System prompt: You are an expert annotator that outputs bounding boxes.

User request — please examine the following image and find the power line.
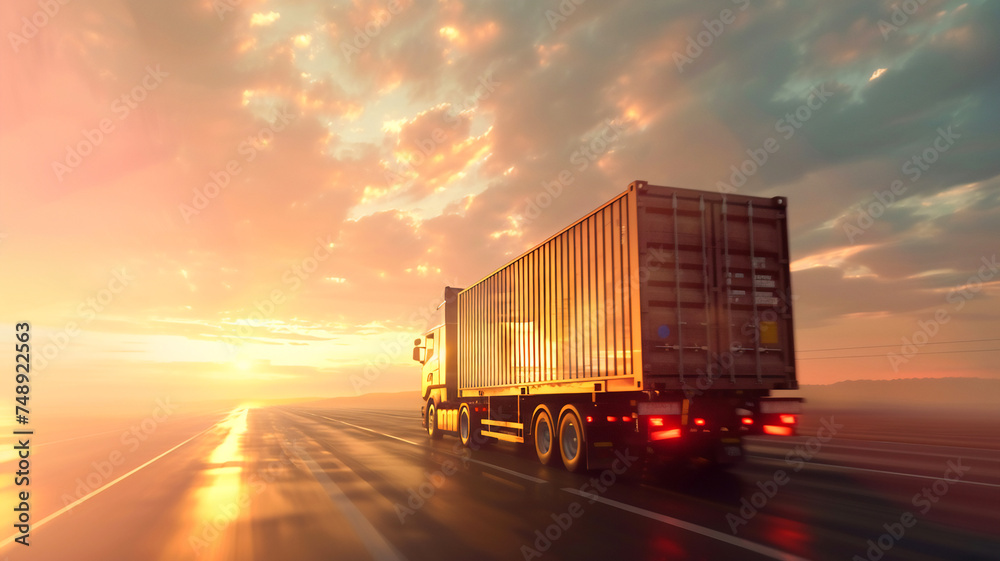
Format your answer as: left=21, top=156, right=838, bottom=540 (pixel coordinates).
left=797, top=348, right=1000, bottom=360
left=797, top=337, right=1000, bottom=353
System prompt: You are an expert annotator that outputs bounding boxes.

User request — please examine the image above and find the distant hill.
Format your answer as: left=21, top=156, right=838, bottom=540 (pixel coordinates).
left=298, top=391, right=420, bottom=411
left=779, top=377, right=1000, bottom=412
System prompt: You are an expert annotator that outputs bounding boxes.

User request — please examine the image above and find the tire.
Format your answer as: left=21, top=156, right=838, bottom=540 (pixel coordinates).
left=459, top=405, right=475, bottom=447
left=559, top=410, right=584, bottom=472
left=534, top=410, right=556, bottom=465
left=427, top=402, right=442, bottom=439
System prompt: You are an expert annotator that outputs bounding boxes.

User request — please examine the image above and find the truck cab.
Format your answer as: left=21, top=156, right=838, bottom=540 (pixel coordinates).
left=413, top=287, right=463, bottom=437
left=414, top=327, right=445, bottom=407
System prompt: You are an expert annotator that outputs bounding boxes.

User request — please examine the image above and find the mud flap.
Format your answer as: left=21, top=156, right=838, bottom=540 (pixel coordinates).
left=586, top=441, right=614, bottom=471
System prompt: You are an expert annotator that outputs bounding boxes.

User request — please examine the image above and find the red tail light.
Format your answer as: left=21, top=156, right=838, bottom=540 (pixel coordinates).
left=763, top=425, right=793, bottom=436
left=586, top=416, right=594, bottom=423
left=780, top=414, right=797, bottom=425
left=649, top=417, right=665, bottom=427
left=607, top=416, right=617, bottom=422
left=622, top=416, right=631, bottom=423
left=741, top=417, right=754, bottom=425
left=693, top=418, right=706, bottom=426
left=650, top=428, right=682, bottom=441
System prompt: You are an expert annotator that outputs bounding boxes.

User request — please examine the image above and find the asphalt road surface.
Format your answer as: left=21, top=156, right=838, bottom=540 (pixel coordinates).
left=2, top=406, right=997, bottom=561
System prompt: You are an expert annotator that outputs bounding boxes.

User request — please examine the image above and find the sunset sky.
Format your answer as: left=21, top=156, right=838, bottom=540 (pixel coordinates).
left=2, top=0, right=998, bottom=407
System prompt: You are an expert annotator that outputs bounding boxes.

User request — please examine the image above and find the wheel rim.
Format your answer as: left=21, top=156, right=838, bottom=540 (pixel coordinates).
left=537, top=417, right=551, bottom=454
left=460, top=409, right=470, bottom=441
left=561, top=419, right=578, bottom=460
left=428, top=404, right=436, bottom=435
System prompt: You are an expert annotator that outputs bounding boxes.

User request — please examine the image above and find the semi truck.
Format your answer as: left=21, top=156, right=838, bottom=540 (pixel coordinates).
left=412, top=180, right=802, bottom=472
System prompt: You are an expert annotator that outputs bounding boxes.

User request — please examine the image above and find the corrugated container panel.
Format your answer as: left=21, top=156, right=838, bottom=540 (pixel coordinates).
left=457, top=182, right=795, bottom=394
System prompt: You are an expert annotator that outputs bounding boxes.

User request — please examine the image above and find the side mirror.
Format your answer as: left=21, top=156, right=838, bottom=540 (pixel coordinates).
left=412, top=345, right=425, bottom=364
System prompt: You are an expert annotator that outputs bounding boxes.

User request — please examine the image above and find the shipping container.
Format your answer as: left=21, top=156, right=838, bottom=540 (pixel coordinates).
left=456, top=181, right=796, bottom=396
left=413, top=180, right=801, bottom=472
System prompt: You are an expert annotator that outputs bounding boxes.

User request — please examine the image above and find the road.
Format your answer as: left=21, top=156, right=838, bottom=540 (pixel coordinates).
left=2, top=406, right=998, bottom=561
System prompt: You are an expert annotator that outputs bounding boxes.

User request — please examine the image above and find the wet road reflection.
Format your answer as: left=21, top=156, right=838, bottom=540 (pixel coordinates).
left=2, top=407, right=996, bottom=561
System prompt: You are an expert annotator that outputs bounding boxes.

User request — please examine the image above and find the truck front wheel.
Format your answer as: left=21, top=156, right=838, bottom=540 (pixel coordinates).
left=459, top=405, right=476, bottom=447
left=559, top=411, right=584, bottom=472
left=426, top=402, right=442, bottom=439
left=533, top=410, right=556, bottom=465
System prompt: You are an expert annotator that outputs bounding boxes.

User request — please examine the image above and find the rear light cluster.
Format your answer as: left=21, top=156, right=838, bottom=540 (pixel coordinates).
left=584, top=415, right=633, bottom=423
left=763, top=414, right=797, bottom=436
left=647, top=416, right=681, bottom=441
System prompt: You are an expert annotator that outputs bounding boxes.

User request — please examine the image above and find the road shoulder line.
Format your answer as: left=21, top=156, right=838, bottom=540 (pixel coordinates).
left=561, top=488, right=811, bottom=561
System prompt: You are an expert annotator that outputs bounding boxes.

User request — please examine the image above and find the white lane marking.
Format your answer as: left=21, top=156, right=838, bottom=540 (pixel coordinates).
left=746, top=457, right=1000, bottom=488
left=307, top=413, right=548, bottom=485
left=480, top=471, right=527, bottom=490
left=291, top=445, right=409, bottom=561
left=313, top=414, right=421, bottom=446
left=823, top=438, right=1000, bottom=453
left=561, top=488, right=811, bottom=561
left=0, top=421, right=223, bottom=551
left=464, top=458, right=548, bottom=484
left=745, top=439, right=1000, bottom=462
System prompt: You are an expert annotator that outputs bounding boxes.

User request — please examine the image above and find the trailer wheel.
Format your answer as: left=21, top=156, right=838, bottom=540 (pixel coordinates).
left=559, top=411, right=584, bottom=472
left=459, top=405, right=476, bottom=447
left=533, top=410, right=556, bottom=465
left=426, top=402, right=442, bottom=439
